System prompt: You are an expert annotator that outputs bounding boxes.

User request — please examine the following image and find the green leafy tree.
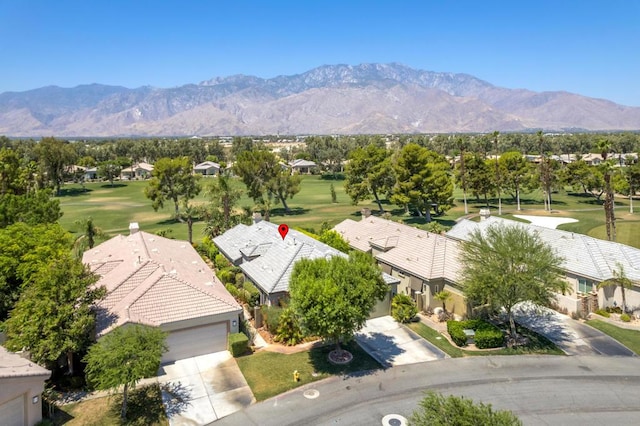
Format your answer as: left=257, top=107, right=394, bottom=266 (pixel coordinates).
left=499, top=151, right=531, bottom=211
left=559, top=160, right=604, bottom=200
left=4, top=255, right=105, bottom=374
left=201, top=170, right=244, bottom=237
left=318, top=229, right=351, bottom=253
left=345, top=144, right=394, bottom=212
left=0, top=148, right=22, bottom=195
left=0, top=222, right=71, bottom=319
left=84, top=325, right=167, bottom=420
left=460, top=224, right=567, bottom=339
left=411, top=391, right=522, bottom=426
left=598, top=262, right=636, bottom=314
left=0, top=189, right=61, bottom=228
left=97, top=160, right=122, bottom=187
left=391, top=144, right=453, bottom=221
left=144, top=157, right=201, bottom=219
left=289, top=251, right=388, bottom=352
left=36, top=137, right=77, bottom=195
left=234, top=150, right=300, bottom=214
left=463, top=153, right=494, bottom=205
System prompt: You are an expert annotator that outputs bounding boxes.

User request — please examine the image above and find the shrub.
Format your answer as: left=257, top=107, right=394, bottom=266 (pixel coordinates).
left=225, top=283, right=239, bottom=299
left=606, top=306, right=623, bottom=314
left=217, top=268, right=236, bottom=285
left=391, top=294, right=418, bottom=323
left=446, top=319, right=503, bottom=348
left=274, top=307, right=305, bottom=346
left=447, top=320, right=468, bottom=347
left=228, top=332, right=249, bottom=357
left=214, top=253, right=231, bottom=270
left=235, top=273, right=245, bottom=286
left=262, top=305, right=283, bottom=332
left=242, top=282, right=260, bottom=307
left=621, top=313, right=631, bottom=322
left=594, top=309, right=610, bottom=318
left=474, top=323, right=504, bottom=349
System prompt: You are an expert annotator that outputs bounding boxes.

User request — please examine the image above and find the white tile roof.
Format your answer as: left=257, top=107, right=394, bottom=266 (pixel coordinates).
left=83, top=230, right=241, bottom=336
left=334, top=216, right=461, bottom=283
left=0, top=346, right=50, bottom=378
left=194, top=161, right=220, bottom=170
left=447, top=217, right=640, bottom=282
left=215, top=221, right=398, bottom=295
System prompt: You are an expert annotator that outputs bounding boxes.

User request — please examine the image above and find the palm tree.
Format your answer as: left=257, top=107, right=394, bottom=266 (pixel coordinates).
left=492, top=131, right=502, bottom=215
left=596, top=138, right=616, bottom=241
left=598, top=262, right=635, bottom=314
left=74, top=217, right=106, bottom=257
left=434, top=290, right=452, bottom=312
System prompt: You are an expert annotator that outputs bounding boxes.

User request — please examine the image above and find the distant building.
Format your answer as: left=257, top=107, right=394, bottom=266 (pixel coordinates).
left=120, top=162, right=154, bottom=180
left=194, top=161, right=221, bottom=176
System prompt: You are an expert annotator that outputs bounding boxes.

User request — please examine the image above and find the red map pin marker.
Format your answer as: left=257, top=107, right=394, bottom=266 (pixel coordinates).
left=278, top=224, right=289, bottom=240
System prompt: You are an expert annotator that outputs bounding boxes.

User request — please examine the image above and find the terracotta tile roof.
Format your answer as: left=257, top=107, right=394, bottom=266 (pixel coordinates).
left=334, top=216, right=461, bottom=282
left=83, top=230, right=241, bottom=336
left=0, top=346, right=50, bottom=378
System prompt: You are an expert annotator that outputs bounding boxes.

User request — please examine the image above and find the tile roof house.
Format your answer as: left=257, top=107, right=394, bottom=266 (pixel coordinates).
left=447, top=216, right=640, bottom=316
left=83, top=223, right=242, bottom=364
left=0, top=346, right=50, bottom=426
left=288, top=159, right=317, bottom=174
left=120, top=162, right=154, bottom=180
left=334, top=215, right=467, bottom=317
left=214, top=221, right=399, bottom=317
left=194, top=161, right=221, bottom=176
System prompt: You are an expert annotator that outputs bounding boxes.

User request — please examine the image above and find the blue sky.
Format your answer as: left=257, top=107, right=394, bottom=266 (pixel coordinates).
left=1, top=0, right=639, bottom=106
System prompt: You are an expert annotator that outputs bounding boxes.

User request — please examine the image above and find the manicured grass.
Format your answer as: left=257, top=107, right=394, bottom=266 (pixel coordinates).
left=51, top=384, right=168, bottom=426
left=407, top=322, right=564, bottom=357
left=56, top=177, right=640, bottom=248
left=236, top=340, right=381, bottom=401
left=585, top=320, right=640, bottom=355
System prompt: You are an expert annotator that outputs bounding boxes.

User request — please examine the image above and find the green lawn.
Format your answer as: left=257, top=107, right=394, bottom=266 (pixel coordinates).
left=236, top=341, right=381, bottom=401
left=55, top=177, right=640, bottom=248
left=585, top=320, right=640, bottom=354
left=407, top=322, right=564, bottom=357
left=50, top=384, right=167, bottom=426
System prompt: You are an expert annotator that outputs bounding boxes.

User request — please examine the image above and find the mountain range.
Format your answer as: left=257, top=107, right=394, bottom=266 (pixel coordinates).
left=1, top=63, right=639, bottom=137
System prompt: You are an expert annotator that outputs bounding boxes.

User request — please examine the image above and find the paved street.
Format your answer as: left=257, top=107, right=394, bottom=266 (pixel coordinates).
left=213, top=355, right=640, bottom=426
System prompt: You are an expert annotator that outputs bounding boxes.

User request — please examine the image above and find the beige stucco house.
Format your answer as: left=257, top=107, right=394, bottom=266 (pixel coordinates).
left=334, top=214, right=468, bottom=317
left=120, top=162, right=154, bottom=180
left=83, top=223, right=242, bottom=364
left=0, top=346, right=50, bottom=426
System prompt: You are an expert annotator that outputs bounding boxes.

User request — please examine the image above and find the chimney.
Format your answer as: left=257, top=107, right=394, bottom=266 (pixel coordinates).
left=360, top=208, right=371, bottom=219
left=479, top=209, right=491, bottom=221
left=129, top=222, right=140, bottom=235
left=252, top=212, right=263, bottom=224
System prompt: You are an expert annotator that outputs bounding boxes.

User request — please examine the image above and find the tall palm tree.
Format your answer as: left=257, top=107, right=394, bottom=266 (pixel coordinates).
left=596, top=139, right=616, bottom=241
left=492, top=131, right=502, bottom=215
left=598, top=263, right=635, bottom=313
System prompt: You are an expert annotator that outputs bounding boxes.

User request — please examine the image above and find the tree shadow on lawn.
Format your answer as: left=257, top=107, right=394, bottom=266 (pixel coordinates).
left=308, top=340, right=383, bottom=380
left=100, top=183, right=128, bottom=188
left=58, top=187, right=93, bottom=197
left=110, top=383, right=169, bottom=425
left=270, top=207, right=310, bottom=217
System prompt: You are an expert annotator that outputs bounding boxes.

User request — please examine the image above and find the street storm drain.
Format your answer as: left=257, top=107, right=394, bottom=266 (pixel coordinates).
left=303, top=389, right=320, bottom=399
left=382, top=414, right=408, bottom=426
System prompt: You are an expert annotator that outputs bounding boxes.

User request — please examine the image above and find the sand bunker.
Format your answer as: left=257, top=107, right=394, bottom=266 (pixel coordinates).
left=513, top=214, right=578, bottom=229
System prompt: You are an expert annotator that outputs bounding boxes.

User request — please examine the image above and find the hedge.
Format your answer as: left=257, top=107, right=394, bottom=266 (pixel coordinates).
left=228, top=332, right=249, bottom=357
left=594, top=309, right=610, bottom=318
left=446, top=319, right=504, bottom=349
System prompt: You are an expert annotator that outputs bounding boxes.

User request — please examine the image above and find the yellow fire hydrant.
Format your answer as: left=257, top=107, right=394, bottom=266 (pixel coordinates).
left=293, top=370, right=300, bottom=382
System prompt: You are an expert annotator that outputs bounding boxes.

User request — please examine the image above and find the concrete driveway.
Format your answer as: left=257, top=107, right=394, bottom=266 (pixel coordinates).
left=355, top=316, right=447, bottom=367
left=513, top=301, right=636, bottom=356
left=157, top=351, right=255, bottom=425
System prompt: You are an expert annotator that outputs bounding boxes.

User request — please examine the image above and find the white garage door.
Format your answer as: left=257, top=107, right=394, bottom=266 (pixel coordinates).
left=162, top=322, right=228, bottom=364
left=0, top=394, right=25, bottom=426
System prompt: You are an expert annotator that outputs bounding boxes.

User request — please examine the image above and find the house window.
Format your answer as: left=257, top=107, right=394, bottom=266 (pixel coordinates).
left=578, top=279, right=594, bottom=293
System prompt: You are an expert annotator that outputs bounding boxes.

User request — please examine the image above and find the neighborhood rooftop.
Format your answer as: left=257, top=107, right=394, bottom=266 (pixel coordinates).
left=83, top=225, right=240, bottom=336
left=447, top=216, right=640, bottom=282
left=0, top=346, right=50, bottom=379
left=334, top=216, right=461, bottom=283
